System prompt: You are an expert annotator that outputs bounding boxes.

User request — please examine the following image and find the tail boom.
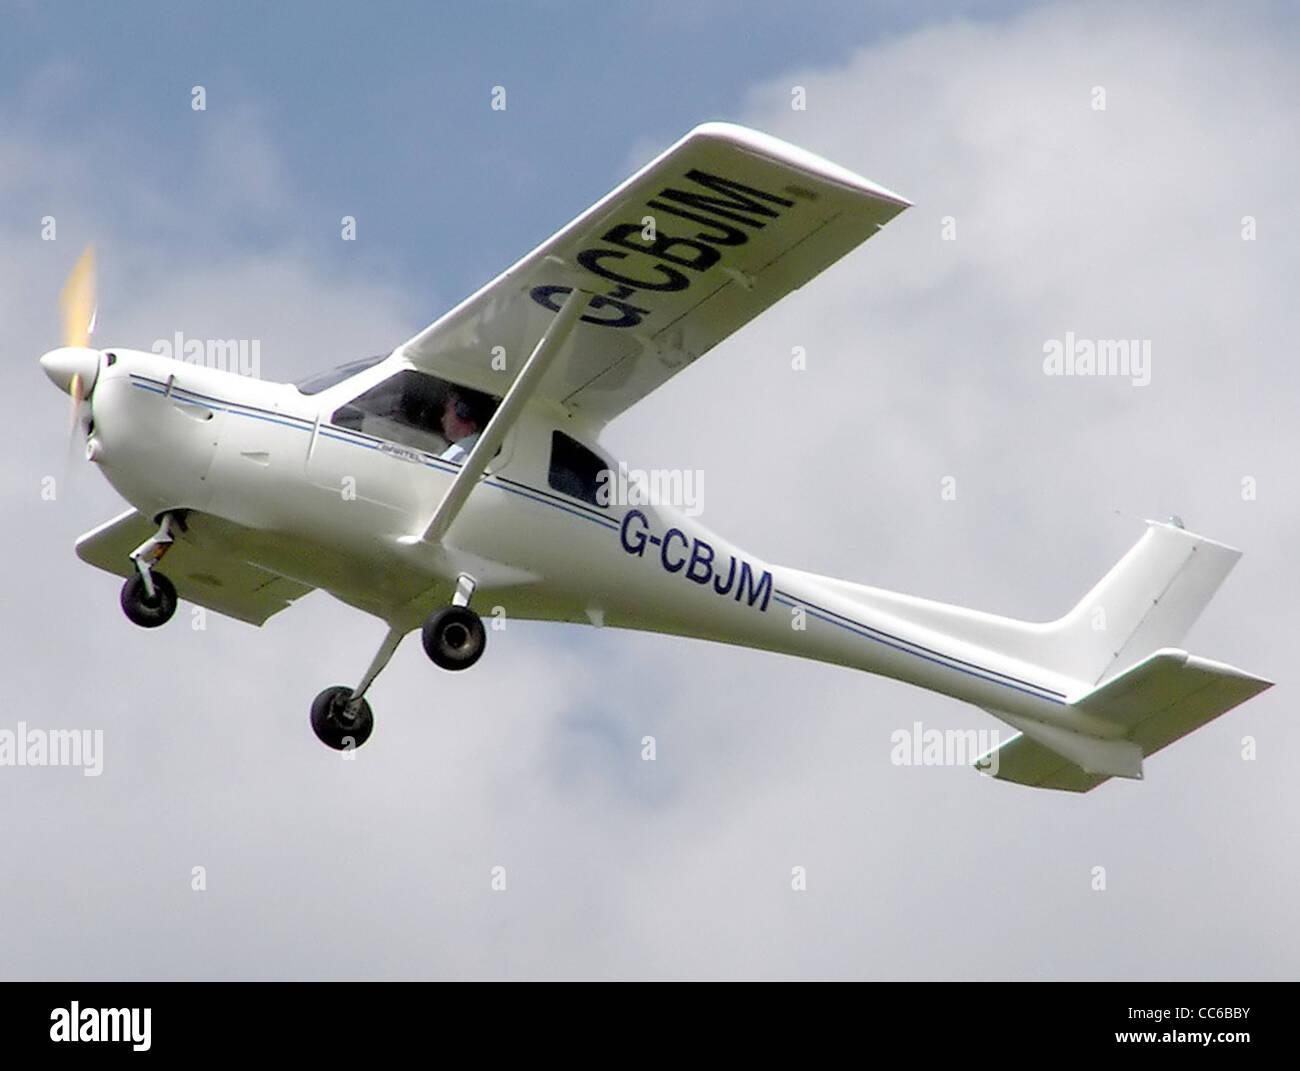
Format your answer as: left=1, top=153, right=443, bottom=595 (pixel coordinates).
left=775, top=520, right=1270, bottom=792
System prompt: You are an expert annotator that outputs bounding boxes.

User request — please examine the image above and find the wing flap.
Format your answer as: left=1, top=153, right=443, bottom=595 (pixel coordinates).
left=75, top=509, right=314, bottom=626
left=398, top=123, right=908, bottom=427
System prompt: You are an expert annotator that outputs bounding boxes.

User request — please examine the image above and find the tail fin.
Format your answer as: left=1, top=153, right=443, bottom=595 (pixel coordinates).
left=1049, top=519, right=1243, bottom=684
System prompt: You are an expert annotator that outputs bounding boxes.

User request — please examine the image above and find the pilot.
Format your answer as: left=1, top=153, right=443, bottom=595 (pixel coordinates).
left=439, top=389, right=493, bottom=462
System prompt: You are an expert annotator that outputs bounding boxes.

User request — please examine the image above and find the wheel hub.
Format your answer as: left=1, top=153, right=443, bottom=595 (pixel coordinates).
left=332, top=698, right=364, bottom=729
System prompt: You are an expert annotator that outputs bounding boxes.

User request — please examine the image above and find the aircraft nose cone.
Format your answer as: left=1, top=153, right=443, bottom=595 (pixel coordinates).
left=40, top=346, right=100, bottom=395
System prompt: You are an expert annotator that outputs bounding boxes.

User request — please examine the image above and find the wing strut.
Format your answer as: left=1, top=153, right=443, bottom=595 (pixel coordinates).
left=398, top=286, right=589, bottom=547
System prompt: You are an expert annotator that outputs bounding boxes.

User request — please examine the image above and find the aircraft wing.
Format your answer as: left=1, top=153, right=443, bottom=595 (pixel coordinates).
left=396, top=122, right=909, bottom=428
left=75, top=509, right=315, bottom=626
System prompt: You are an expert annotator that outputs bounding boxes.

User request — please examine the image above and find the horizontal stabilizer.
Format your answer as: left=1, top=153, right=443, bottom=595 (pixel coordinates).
left=976, top=648, right=1272, bottom=792
left=1073, top=647, right=1272, bottom=745
left=974, top=733, right=1113, bottom=793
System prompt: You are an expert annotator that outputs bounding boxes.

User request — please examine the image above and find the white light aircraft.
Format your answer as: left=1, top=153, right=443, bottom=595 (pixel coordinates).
left=40, top=123, right=1271, bottom=789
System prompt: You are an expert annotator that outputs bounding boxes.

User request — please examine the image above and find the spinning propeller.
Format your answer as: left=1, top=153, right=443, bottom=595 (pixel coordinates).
left=40, top=245, right=101, bottom=463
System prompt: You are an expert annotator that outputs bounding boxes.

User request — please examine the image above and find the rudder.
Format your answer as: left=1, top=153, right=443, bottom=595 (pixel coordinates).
left=1049, top=520, right=1242, bottom=684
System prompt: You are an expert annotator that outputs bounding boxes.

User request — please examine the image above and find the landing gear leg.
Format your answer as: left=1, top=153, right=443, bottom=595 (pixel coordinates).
left=422, top=573, right=486, bottom=671
left=120, top=513, right=179, bottom=628
left=310, top=626, right=404, bottom=751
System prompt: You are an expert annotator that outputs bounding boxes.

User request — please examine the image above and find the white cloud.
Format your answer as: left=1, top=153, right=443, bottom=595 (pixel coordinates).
left=3, top=2, right=1295, bottom=980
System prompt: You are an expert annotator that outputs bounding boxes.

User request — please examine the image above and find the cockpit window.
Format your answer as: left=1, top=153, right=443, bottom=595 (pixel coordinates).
left=549, top=431, right=609, bottom=508
left=294, top=354, right=387, bottom=395
left=332, top=369, right=499, bottom=458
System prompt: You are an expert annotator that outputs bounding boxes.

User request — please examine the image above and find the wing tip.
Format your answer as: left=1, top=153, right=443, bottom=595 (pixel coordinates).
left=685, top=120, right=912, bottom=208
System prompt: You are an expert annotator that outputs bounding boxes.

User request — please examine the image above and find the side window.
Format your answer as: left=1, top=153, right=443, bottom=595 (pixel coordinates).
left=332, top=370, right=503, bottom=460
left=549, top=431, right=608, bottom=508
left=332, top=370, right=449, bottom=454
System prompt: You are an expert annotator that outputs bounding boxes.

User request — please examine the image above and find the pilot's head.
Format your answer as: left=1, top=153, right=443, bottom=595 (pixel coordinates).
left=442, top=388, right=493, bottom=441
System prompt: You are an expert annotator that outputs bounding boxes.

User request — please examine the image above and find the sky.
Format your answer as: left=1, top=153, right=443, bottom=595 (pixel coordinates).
left=1, top=0, right=1296, bottom=980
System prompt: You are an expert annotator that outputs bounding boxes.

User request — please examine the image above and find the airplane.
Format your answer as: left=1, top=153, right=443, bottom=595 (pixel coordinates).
left=39, top=122, right=1271, bottom=790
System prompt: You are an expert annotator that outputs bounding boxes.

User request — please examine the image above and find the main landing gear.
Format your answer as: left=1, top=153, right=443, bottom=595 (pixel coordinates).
left=309, top=291, right=586, bottom=751
left=310, top=686, right=376, bottom=751
left=421, top=572, right=485, bottom=670
left=120, top=513, right=179, bottom=628
left=310, top=573, right=486, bottom=751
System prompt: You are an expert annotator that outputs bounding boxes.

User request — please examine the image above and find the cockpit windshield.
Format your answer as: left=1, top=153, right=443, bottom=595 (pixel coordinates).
left=294, top=354, right=388, bottom=395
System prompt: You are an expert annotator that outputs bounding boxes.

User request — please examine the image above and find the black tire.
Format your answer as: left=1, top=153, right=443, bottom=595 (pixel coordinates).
left=421, top=605, right=486, bottom=670
left=310, top=686, right=374, bottom=751
left=120, top=572, right=178, bottom=628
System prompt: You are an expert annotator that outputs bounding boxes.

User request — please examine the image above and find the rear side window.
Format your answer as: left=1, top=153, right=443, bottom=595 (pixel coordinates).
left=549, top=431, right=608, bottom=508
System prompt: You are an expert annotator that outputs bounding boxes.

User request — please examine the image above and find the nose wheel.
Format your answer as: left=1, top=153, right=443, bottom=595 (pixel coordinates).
left=120, top=572, right=177, bottom=628
left=121, top=512, right=180, bottom=628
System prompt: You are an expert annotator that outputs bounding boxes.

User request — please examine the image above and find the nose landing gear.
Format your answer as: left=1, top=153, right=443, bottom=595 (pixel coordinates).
left=120, top=572, right=178, bottom=628
left=120, top=513, right=179, bottom=628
